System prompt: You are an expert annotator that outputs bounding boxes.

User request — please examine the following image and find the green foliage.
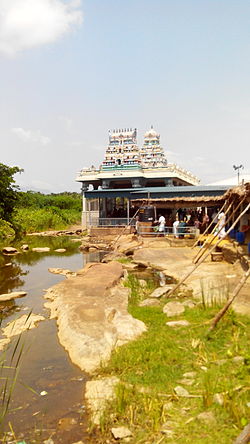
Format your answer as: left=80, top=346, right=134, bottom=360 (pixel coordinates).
left=0, top=219, right=15, bottom=240
left=0, top=163, right=23, bottom=222
left=17, top=191, right=82, bottom=211
left=13, top=208, right=80, bottom=233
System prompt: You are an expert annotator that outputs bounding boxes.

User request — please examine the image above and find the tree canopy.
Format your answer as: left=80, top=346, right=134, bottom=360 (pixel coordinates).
left=0, top=163, right=23, bottom=222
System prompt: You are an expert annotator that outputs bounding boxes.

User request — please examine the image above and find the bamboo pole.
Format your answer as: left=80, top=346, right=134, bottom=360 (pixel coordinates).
left=111, top=200, right=148, bottom=248
left=209, top=268, right=250, bottom=332
left=193, top=198, right=242, bottom=264
left=167, top=201, right=250, bottom=298
left=192, top=201, right=227, bottom=249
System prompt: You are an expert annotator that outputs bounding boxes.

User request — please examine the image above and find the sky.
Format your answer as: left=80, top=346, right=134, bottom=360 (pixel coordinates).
left=0, top=0, right=249, bottom=193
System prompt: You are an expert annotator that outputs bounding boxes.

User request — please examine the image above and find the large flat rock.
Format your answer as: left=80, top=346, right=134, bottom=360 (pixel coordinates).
left=133, top=247, right=250, bottom=314
left=44, top=261, right=147, bottom=373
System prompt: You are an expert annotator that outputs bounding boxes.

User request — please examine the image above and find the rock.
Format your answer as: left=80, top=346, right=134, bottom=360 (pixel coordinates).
left=0, top=338, right=11, bottom=351
left=232, top=356, right=244, bottom=364
left=57, top=416, right=77, bottom=431
left=2, top=247, right=18, bottom=255
left=43, top=439, right=54, bottom=444
left=71, top=442, right=84, bottom=444
left=45, top=262, right=146, bottom=373
left=54, top=249, right=66, bottom=253
left=139, top=279, right=147, bottom=287
left=174, top=386, right=190, bottom=397
left=121, top=262, right=139, bottom=271
left=21, top=244, right=29, bottom=251
left=32, top=247, right=50, bottom=252
left=160, top=421, right=175, bottom=437
left=0, top=291, right=27, bottom=302
left=48, top=268, right=75, bottom=277
left=163, top=301, right=185, bottom=317
left=111, top=426, right=133, bottom=439
left=85, top=377, right=119, bottom=425
left=215, top=359, right=227, bottom=366
left=149, top=285, right=173, bottom=298
left=183, top=371, right=197, bottom=379
left=166, top=320, right=190, bottom=327
left=102, top=251, right=126, bottom=263
left=213, top=393, right=224, bottom=406
left=200, top=366, right=208, bottom=372
left=115, top=234, right=143, bottom=255
left=139, top=298, right=161, bottom=307
left=3, top=314, right=45, bottom=338
left=197, top=411, right=216, bottom=424
left=89, top=247, right=97, bottom=252
left=182, top=300, right=196, bottom=308
left=177, top=378, right=195, bottom=386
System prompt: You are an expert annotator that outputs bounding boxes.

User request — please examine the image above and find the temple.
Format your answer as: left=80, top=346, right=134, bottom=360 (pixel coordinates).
left=76, top=127, right=207, bottom=227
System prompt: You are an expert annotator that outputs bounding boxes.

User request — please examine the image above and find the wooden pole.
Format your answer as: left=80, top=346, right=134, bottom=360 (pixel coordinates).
left=193, top=198, right=243, bottom=264
left=167, top=201, right=250, bottom=298
left=209, top=269, right=250, bottom=332
left=192, top=201, right=227, bottom=249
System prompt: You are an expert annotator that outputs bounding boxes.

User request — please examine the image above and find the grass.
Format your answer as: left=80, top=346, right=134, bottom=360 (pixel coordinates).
left=13, top=208, right=81, bottom=233
left=96, top=274, right=250, bottom=443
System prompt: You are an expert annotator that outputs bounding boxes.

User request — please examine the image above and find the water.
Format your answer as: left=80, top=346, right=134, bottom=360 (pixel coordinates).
left=0, top=236, right=103, bottom=443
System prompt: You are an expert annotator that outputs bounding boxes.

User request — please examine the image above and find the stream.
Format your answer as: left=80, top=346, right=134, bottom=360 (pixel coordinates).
left=0, top=235, right=103, bottom=443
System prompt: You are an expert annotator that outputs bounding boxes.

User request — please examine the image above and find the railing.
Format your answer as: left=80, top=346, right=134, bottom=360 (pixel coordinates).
left=88, top=217, right=198, bottom=238
left=89, top=217, right=135, bottom=227
left=136, top=225, right=197, bottom=237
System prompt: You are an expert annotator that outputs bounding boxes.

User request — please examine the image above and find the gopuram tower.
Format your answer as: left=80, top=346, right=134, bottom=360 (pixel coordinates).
left=140, top=126, right=168, bottom=168
left=101, top=128, right=141, bottom=169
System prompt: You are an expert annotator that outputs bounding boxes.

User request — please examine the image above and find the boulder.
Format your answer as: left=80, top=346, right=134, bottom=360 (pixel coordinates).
left=139, top=298, right=161, bottom=307
left=174, top=386, right=190, bottom=397
left=48, top=268, right=76, bottom=277
left=54, top=249, right=66, bottom=253
left=32, top=247, right=50, bottom=252
left=163, top=301, right=185, bottom=317
left=2, top=247, right=18, bottom=255
left=85, top=377, right=120, bottom=424
left=0, top=291, right=27, bottom=302
left=182, top=300, right=196, bottom=308
left=102, top=251, right=126, bottom=263
left=166, top=320, right=190, bottom=327
left=111, top=427, right=133, bottom=439
left=197, top=411, right=216, bottom=424
left=44, top=261, right=146, bottom=373
left=21, top=244, right=29, bottom=251
left=150, top=285, right=173, bottom=299
left=3, top=314, right=45, bottom=338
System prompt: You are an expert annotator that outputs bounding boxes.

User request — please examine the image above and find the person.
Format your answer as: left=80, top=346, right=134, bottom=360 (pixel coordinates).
left=158, top=214, right=166, bottom=236
left=178, top=218, right=186, bottom=239
left=216, top=211, right=226, bottom=239
left=173, top=216, right=179, bottom=238
left=135, top=215, right=140, bottom=235
left=201, top=213, right=209, bottom=234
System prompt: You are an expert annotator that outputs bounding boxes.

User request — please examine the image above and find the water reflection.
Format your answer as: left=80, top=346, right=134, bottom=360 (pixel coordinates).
left=0, top=236, right=103, bottom=442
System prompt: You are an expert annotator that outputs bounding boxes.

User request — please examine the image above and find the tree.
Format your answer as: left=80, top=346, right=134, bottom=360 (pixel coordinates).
left=0, top=163, right=23, bottom=222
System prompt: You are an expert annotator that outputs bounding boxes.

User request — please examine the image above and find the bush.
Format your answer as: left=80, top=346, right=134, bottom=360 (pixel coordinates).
left=13, top=208, right=81, bottom=233
left=0, top=218, right=15, bottom=239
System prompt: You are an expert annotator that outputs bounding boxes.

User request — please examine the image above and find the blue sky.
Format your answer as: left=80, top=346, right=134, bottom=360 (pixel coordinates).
left=0, top=0, right=249, bottom=192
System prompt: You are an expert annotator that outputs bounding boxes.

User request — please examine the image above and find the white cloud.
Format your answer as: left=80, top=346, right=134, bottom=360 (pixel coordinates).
left=0, top=0, right=83, bottom=56
left=12, top=127, right=51, bottom=145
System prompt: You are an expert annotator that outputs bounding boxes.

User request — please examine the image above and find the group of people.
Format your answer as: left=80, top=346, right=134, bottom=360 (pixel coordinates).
left=156, top=208, right=227, bottom=239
